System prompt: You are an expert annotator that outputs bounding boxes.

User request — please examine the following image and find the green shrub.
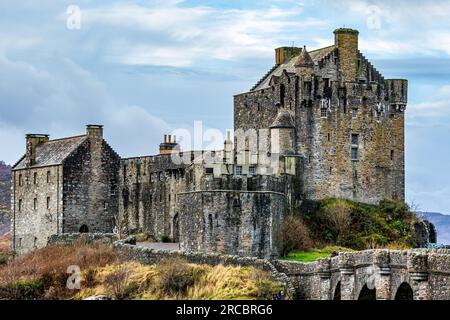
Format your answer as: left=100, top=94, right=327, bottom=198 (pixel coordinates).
left=295, top=198, right=418, bottom=251
left=0, top=279, right=44, bottom=300
left=160, top=234, right=172, bottom=243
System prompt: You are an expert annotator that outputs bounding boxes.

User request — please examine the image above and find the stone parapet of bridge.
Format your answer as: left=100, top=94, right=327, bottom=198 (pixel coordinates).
left=273, top=249, right=450, bottom=300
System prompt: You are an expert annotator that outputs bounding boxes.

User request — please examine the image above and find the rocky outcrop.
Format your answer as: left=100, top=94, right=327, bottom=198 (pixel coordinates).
left=414, top=220, right=438, bottom=248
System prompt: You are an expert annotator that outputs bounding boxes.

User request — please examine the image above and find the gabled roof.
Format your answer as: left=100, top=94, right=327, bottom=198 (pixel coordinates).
left=13, top=135, right=87, bottom=170
left=253, top=45, right=336, bottom=91
left=295, top=46, right=314, bottom=68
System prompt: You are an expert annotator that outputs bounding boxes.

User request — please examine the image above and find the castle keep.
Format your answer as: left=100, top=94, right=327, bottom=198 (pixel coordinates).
left=12, top=29, right=408, bottom=257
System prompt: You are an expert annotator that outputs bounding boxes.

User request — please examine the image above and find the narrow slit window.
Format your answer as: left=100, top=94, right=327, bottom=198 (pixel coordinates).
left=351, top=147, right=358, bottom=161
left=46, top=197, right=50, bottom=210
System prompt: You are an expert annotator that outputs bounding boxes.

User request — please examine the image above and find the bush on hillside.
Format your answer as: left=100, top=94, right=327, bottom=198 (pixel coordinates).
left=279, top=215, right=313, bottom=257
left=299, top=199, right=419, bottom=251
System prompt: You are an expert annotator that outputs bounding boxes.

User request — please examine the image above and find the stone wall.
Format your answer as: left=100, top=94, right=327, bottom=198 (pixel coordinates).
left=119, top=154, right=189, bottom=238
left=62, top=139, right=120, bottom=234
left=118, top=155, right=292, bottom=259
left=48, top=233, right=118, bottom=246
left=11, top=165, right=63, bottom=254
left=113, top=241, right=296, bottom=299
left=176, top=190, right=286, bottom=259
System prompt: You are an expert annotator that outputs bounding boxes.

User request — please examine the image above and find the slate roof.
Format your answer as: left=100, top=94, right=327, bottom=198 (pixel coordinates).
left=253, top=45, right=336, bottom=91
left=13, top=135, right=87, bottom=170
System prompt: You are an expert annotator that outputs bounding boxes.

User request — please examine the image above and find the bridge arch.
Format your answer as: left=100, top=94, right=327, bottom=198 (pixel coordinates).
left=394, top=282, right=414, bottom=300
left=358, top=284, right=377, bottom=300
left=333, top=282, right=341, bottom=300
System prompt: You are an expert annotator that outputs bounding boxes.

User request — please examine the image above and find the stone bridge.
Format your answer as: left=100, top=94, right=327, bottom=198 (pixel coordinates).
left=274, top=249, right=450, bottom=300
left=53, top=235, right=450, bottom=300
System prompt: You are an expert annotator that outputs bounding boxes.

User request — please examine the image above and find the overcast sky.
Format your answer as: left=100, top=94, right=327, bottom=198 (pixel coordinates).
left=0, top=0, right=449, bottom=214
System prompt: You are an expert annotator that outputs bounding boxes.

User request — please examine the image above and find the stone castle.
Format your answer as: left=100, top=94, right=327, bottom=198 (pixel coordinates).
left=11, top=28, right=408, bottom=256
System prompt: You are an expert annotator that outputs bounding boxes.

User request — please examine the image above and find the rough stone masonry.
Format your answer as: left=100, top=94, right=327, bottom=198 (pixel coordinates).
left=12, top=28, right=410, bottom=257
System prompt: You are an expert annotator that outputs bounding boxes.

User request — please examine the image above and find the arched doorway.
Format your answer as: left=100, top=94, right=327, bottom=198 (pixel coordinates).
left=395, top=282, right=414, bottom=300
left=358, top=284, right=377, bottom=300
left=173, top=213, right=180, bottom=243
left=333, top=282, right=341, bottom=300
left=79, top=225, right=89, bottom=233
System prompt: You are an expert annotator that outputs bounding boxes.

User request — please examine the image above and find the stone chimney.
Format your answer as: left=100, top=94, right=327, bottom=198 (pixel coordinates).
left=334, top=28, right=359, bottom=82
left=25, top=134, right=49, bottom=167
left=86, top=124, right=104, bottom=140
left=275, top=47, right=302, bottom=65
left=224, top=130, right=234, bottom=164
left=159, top=134, right=179, bottom=155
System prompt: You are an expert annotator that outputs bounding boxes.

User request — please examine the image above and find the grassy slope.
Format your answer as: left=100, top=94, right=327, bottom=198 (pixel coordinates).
left=0, top=244, right=283, bottom=300
left=280, top=246, right=354, bottom=263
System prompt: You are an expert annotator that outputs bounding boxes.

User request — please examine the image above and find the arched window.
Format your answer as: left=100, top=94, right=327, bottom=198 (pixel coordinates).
left=395, top=282, right=413, bottom=300
left=79, top=225, right=89, bottom=233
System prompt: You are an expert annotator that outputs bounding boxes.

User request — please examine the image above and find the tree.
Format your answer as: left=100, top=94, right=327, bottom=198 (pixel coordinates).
left=279, top=215, right=312, bottom=257
left=323, top=199, right=352, bottom=245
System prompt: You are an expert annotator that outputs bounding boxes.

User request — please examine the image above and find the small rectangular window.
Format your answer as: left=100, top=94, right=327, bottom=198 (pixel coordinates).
left=351, top=147, right=358, bottom=161
left=33, top=172, right=37, bottom=185
left=352, top=109, right=357, bottom=118
left=18, top=238, right=22, bottom=247
left=321, top=108, right=328, bottom=118
left=33, top=198, right=37, bottom=210
left=351, top=134, right=359, bottom=145
left=46, top=197, right=50, bottom=210
left=248, top=166, right=255, bottom=177
left=329, top=167, right=333, bottom=175
left=18, top=199, right=22, bottom=212
left=205, top=168, right=214, bottom=175
left=19, top=174, right=23, bottom=186
left=46, top=171, right=51, bottom=183
left=390, top=150, right=394, bottom=160
left=235, top=166, right=243, bottom=176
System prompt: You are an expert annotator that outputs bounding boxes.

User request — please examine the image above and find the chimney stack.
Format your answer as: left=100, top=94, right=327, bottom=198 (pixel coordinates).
left=159, top=134, right=180, bottom=155
left=86, top=124, right=104, bottom=140
left=25, top=134, right=49, bottom=167
left=275, top=47, right=302, bottom=65
left=334, top=28, right=359, bottom=83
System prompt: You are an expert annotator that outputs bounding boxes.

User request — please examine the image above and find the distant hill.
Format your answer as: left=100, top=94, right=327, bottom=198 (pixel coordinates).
left=0, top=161, right=11, bottom=236
left=419, top=212, right=450, bottom=245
